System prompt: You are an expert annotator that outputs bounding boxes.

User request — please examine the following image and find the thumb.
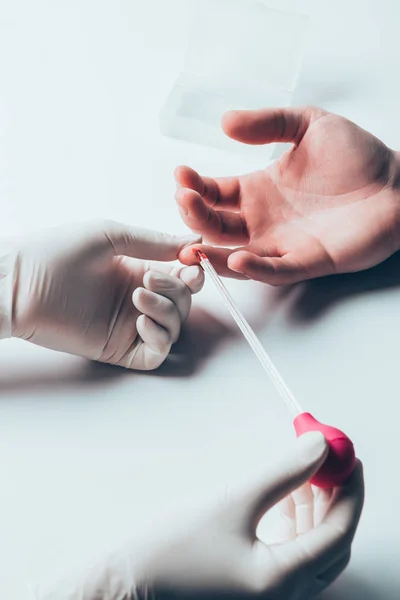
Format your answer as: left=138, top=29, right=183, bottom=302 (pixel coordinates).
left=221, top=106, right=320, bottom=146
left=228, top=244, right=335, bottom=285
left=241, top=432, right=328, bottom=536
left=228, top=251, right=305, bottom=285
left=99, top=220, right=201, bottom=261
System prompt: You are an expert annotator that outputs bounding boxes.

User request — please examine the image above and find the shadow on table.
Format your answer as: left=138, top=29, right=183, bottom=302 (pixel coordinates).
left=3, top=250, right=400, bottom=394
left=317, top=571, right=394, bottom=600
left=149, top=306, right=234, bottom=377
left=0, top=307, right=233, bottom=394
left=278, top=251, right=400, bottom=324
left=292, top=68, right=366, bottom=107
left=0, top=357, right=128, bottom=396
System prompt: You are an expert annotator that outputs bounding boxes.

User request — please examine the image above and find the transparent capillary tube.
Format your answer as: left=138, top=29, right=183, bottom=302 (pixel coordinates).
left=198, top=252, right=303, bottom=418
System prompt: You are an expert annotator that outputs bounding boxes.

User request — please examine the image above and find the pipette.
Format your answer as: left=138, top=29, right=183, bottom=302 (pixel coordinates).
left=196, top=250, right=356, bottom=488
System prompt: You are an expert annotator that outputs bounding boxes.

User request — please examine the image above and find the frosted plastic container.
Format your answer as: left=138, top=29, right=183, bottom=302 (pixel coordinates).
left=160, top=0, right=309, bottom=157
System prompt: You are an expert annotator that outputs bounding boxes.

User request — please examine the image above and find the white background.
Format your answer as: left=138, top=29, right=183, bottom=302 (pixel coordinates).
left=0, top=0, right=399, bottom=598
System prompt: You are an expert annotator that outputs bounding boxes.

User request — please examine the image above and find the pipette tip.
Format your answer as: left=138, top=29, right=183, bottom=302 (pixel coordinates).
left=194, top=249, right=208, bottom=262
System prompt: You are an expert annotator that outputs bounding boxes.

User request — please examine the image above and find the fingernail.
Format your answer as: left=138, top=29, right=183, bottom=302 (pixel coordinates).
left=179, top=233, right=202, bottom=247
left=297, top=431, right=327, bottom=460
left=226, top=256, right=241, bottom=273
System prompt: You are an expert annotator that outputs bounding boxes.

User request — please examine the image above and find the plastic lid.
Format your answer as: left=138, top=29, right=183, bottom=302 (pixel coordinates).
left=185, top=0, right=309, bottom=92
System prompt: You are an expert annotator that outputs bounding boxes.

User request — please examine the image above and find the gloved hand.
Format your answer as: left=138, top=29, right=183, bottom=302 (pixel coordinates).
left=32, top=432, right=364, bottom=600
left=0, top=220, right=203, bottom=370
left=176, top=106, right=400, bottom=285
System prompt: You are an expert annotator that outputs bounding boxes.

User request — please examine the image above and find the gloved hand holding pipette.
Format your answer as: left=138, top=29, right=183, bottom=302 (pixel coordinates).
left=176, top=106, right=400, bottom=284
left=196, top=250, right=356, bottom=489
left=0, top=220, right=203, bottom=370
left=32, top=432, right=364, bottom=600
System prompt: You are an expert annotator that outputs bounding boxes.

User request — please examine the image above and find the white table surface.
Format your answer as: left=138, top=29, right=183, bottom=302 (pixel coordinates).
left=0, top=0, right=399, bottom=598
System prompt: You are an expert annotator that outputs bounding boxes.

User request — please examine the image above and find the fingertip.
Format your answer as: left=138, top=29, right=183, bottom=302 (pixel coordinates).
left=174, top=165, right=200, bottom=190
left=174, top=187, right=188, bottom=205
left=142, top=270, right=158, bottom=290
left=137, top=312, right=153, bottom=331
left=136, top=313, right=172, bottom=356
left=180, top=265, right=205, bottom=293
left=132, top=287, right=158, bottom=313
left=297, top=431, right=329, bottom=465
left=174, top=165, right=187, bottom=184
left=222, top=109, right=261, bottom=144
left=175, top=188, right=210, bottom=229
left=221, top=110, right=240, bottom=138
left=175, top=187, right=204, bottom=209
left=132, top=286, right=145, bottom=307
left=178, top=244, right=203, bottom=266
left=175, top=188, right=197, bottom=213
left=136, top=312, right=147, bottom=330
left=178, top=245, right=251, bottom=280
left=222, top=107, right=313, bottom=146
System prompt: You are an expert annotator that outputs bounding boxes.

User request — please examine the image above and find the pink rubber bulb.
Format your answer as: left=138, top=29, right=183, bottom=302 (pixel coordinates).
left=293, top=413, right=356, bottom=489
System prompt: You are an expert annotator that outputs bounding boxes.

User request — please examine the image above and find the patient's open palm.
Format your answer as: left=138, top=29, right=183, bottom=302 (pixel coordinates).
left=177, top=107, right=400, bottom=284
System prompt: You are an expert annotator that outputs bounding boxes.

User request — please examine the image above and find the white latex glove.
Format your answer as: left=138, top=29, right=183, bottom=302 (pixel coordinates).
left=32, top=432, right=364, bottom=600
left=0, top=220, right=204, bottom=370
